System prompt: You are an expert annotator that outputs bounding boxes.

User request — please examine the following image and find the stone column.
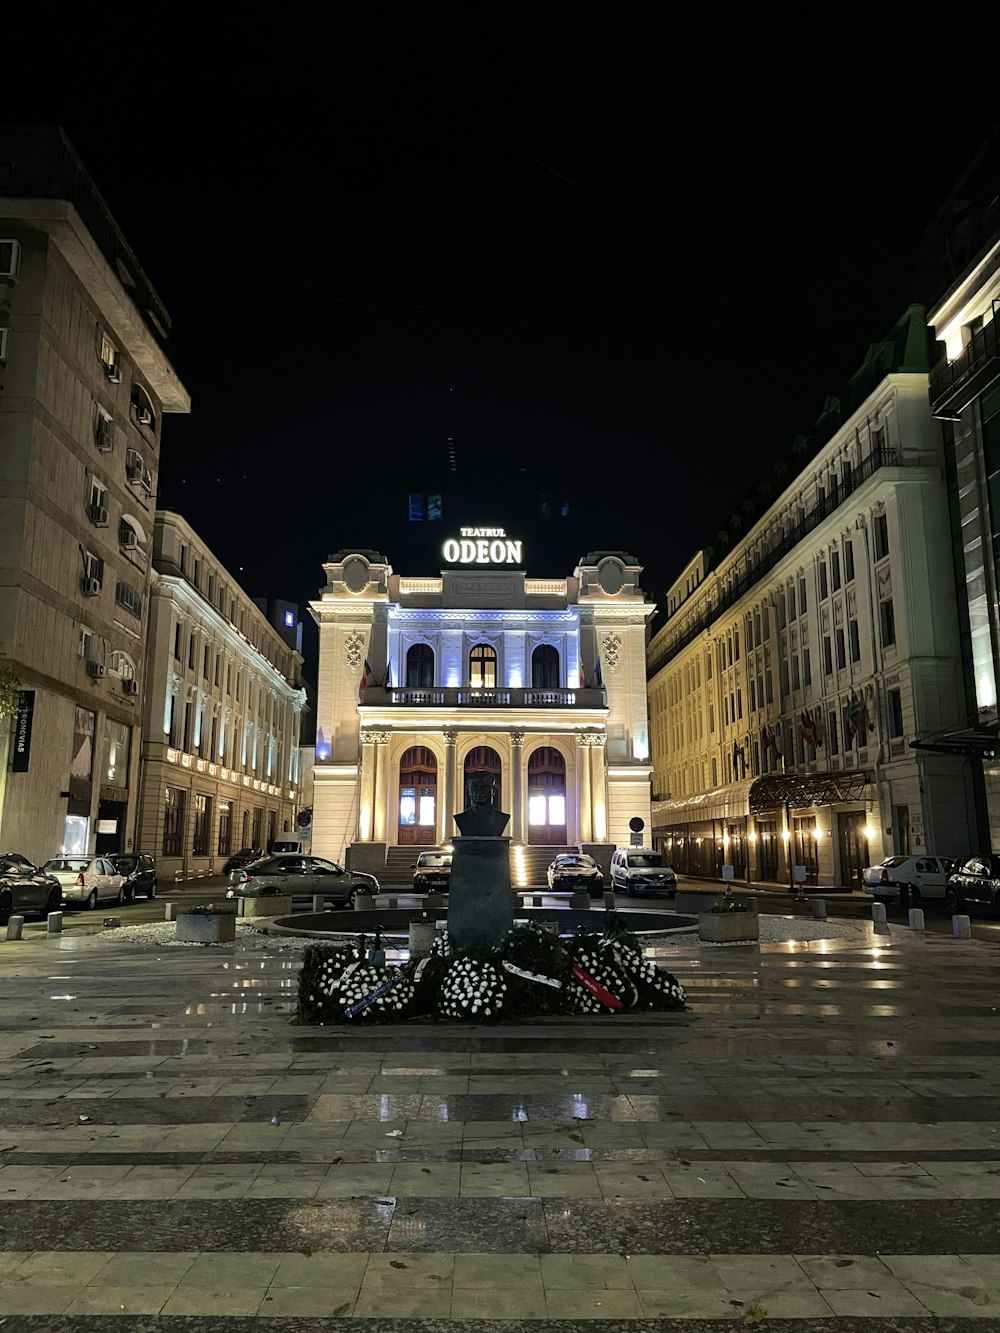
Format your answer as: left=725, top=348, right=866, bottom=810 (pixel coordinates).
left=576, top=732, right=593, bottom=844
left=372, top=730, right=390, bottom=843
left=590, top=734, right=608, bottom=843
left=510, top=730, right=525, bottom=842
left=358, top=730, right=377, bottom=841
left=441, top=730, right=458, bottom=844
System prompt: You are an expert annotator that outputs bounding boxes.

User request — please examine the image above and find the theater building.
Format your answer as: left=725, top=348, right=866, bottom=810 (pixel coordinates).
left=309, top=544, right=654, bottom=884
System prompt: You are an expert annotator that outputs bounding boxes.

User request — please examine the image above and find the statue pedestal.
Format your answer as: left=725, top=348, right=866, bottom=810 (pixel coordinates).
left=448, top=836, right=514, bottom=949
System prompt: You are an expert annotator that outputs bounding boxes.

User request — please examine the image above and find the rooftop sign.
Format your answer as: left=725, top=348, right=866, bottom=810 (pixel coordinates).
left=442, top=528, right=523, bottom=565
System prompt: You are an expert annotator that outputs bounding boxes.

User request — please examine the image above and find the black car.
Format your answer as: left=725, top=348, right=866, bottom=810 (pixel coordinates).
left=547, top=853, right=604, bottom=897
left=106, top=853, right=157, bottom=901
left=222, top=847, right=263, bottom=875
left=946, top=855, right=1000, bottom=914
left=0, top=855, right=62, bottom=926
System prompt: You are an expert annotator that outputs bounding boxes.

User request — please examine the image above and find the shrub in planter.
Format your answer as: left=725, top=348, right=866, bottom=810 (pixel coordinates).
left=706, top=898, right=752, bottom=913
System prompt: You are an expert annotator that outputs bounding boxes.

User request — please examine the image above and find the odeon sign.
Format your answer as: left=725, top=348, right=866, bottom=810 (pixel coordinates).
left=442, top=527, right=523, bottom=565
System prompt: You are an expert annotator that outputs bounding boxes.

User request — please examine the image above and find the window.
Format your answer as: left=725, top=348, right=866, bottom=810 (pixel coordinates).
left=788, top=586, right=796, bottom=621
left=823, top=636, right=833, bottom=676
left=469, top=644, right=497, bottom=689
left=193, top=558, right=201, bottom=590
left=880, top=597, right=896, bottom=648
left=162, top=787, right=186, bottom=856
left=874, top=513, right=889, bottom=561
left=844, top=539, right=855, bottom=582
left=87, top=478, right=108, bottom=525
left=835, top=628, right=846, bottom=670
left=192, top=793, right=211, bottom=856
left=118, top=516, right=142, bottom=551
left=831, top=550, right=841, bottom=590
left=765, top=670, right=773, bottom=705
left=215, top=653, right=222, bottom=687
left=792, top=655, right=800, bottom=691
left=531, top=644, right=560, bottom=689
left=174, top=623, right=182, bottom=660
left=819, top=562, right=828, bottom=600
left=798, top=577, right=807, bottom=614
left=125, top=447, right=151, bottom=492
left=872, top=424, right=886, bottom=453
left=779, top=661, right=789, bottom=698
left=115, top=579, right=143, bottom=619
left=109, top=650, right=135, bottom=680
left=203, top=644, right=210, bottom=679
left=802, top=647, right=811, bottom=687
left=130, top=382, right=156, bottom=432
left=99, top=332, right=119, bottom=375
left=0, top=326, right=7, bottom=365
left=888, top=688, right=904, bottom=738
left=82, top=550, right=103, bottom=594
left=828, top=709, right=839, bottom=755
left=188, top=632, right=196, bottom=670
left=0, top=238, right=21, bottom=279
left=93, top=405, right=114, bottom=452
left=849, top=619, right=860, bottom=663
left=217, top=801, right=232, bottom=856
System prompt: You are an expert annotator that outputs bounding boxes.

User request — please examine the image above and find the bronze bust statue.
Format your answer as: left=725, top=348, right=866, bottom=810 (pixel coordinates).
left=454, top=768, right=510, bottom=837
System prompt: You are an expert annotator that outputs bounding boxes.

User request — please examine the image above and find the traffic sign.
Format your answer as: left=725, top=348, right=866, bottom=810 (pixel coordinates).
left=629, top=816, right=645, bottom=833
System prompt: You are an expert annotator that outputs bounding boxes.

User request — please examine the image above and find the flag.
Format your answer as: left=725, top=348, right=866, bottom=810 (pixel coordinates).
left=360, top=658, right=374, bottom=693
left=593, top=657, right=603, bottom=690
left=859, top=691, right=874, bottom=734
left=800, top=709, right=818, bottom=748
left=847, top=691, right=861, bottom=744
left=382, top=662, right=392, bottom=690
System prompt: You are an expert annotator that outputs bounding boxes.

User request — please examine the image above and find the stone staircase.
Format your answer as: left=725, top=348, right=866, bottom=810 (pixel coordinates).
left=379, top=843, right=579, bottom=887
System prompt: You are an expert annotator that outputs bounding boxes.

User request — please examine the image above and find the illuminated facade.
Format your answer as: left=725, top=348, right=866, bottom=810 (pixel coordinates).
left=137, top=512, right=305, bottom=878
left=0, top=127, right=189, bottom=863
left=310, top=548, right=654, bottom=882
left=647, top=308, right=976, bottom=886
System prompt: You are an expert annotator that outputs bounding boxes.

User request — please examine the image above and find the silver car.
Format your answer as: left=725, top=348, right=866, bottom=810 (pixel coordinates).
left=41, top=856, right=128, bottom=910
left=228, top=854, right=379, bottom=907
left=0, top=856, right=62, bottom=926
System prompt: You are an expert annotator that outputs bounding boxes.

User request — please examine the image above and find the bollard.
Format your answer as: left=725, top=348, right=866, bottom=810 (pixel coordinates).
left=570, top=891, right=591, bottom=910
left=46, top=911, right=63, bottom=934
left=387, top=896, right=398, bottom=910
left=872, top=902, right=889, bottom=934
left=811, top=899, right=827, bottom=920
left=908, top=907, right=925, bottom=931
left=603, top=891, right=616, bottom=910
left=312, top=895, right=325, bottom=913
left=164, top=903, right=176, bottom=921
left=532, top=895, right=544, bottom=908
left=236, top=897, right=245, bottom=917
left=354, top=892, right=374, bottom=911
left=426, top=892, right=446, bottom=908
left=5, top=914, right=24, bottom=941
left=953, top=914, right=972, bottom=939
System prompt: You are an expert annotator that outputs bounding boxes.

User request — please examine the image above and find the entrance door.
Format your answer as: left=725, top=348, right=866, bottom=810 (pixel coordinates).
left=838, top=811, right=867, bottom=889
left=527, top=746, right=567, bottom=844
left=398, top=746, right=437, bottom=845
left=756, top=818, right=779, bottom=881
left=95, top=799, right=125, bottom=854
left=893, top=804, right=911, bottom=855
left=464, top=746, right=502, bottom=812
left=793, top=815, right=819, bottom=885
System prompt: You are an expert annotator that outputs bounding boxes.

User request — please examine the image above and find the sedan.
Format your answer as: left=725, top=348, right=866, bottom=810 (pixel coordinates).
left=0, top=856, right=62, bottom=926
left=41, top=857, right=128, bottom=910
left=945, top=856, right=1000, bottom=914
left=105, top=853, right=157, bottom=900
left=228, top=855, right=379, bottom=907
left=547, top=853, right=604, bottom=897
left=862, top=854, right=953, bottom=907
left=412, top=851, right=452, bottom=890
left=222, top=847, right=263, bottom=875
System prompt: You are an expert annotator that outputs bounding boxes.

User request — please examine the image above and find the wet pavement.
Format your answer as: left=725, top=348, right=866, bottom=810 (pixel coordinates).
left=1, top=916, right=1000, bottom=1327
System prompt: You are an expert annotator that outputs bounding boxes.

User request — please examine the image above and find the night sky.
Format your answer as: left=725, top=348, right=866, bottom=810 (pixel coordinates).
left=7, top=13, right=999, bottom=674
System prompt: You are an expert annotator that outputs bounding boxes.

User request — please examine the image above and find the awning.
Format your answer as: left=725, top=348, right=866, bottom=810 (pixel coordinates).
left=652, top=779, right=756, bottom=826
left=652, top=771, right=870, bottom=827
left=910, top=723, right=999, bottom=758
left=121, top=513, right=148, bottom=544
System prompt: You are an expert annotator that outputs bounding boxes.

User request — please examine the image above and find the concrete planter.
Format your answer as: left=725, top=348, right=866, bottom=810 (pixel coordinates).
left=239, top=895, right=292, bottom=919
left=698, top=911, right=759, bottom=944
left=176, top=911, right=237, bottom=944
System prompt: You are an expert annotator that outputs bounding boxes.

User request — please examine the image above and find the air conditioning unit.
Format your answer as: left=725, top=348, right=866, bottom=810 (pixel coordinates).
left=95, top=417, right=114, bottom=451
left=122, top=678, right=139, bottom=696
left=0, top=240, right=19, bottom=282
left=86, top=660, right=105, bottom=679
left=87, top=503, right=108, bottom=527
left=120, top=526, right=139, bottom=550
left=82, top=576, right=102, bottom=596
left=126, top=456, right=143, bottom=483
left=104, top=361, right=122, bottom=384
left=135, top=406, right=153, bottom=426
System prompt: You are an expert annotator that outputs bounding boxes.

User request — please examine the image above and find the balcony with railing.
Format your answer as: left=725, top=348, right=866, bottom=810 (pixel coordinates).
left=362, top=686, right=607, bottom=709
left=646, top=445, right=900, bottom=679
left=929, top=316, right=1000, bottom=419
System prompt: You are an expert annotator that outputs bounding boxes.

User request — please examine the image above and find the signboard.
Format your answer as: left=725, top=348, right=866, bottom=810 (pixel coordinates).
left=96, top=819, right=118, bottom=834
left=629, top=816, right=645, bottom=833
left=12, top=690, right=34, bottom=772
left=722, top=864, right=735, bottom=881
left=297, top=809, right=312, bottom=828
left=442, top=528, right=522, bottom=565
left=629, top=832, right=643, bottom=847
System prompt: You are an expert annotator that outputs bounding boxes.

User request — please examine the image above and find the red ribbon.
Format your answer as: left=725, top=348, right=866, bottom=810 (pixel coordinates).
left=569, top=961, right=622, bottom=1010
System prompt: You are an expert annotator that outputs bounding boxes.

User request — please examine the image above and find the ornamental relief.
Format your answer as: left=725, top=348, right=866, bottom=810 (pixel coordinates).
left=877, top=566, right=892, bottom=600
left=601, top=632, right=622, bottom=671
left=846, top=588, right=857, bottom=618
left=344, top=631, right=366, bottom=670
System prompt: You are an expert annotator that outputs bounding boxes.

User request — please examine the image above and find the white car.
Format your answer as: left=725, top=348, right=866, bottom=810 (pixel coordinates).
left=41, top=856, right=128, bottom=910
left=861, top=854, right=955, bottom=907
left=610, top=848, right=678, bottom=897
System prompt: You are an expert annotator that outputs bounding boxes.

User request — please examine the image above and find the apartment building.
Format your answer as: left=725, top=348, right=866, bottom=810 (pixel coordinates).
left=0, top=125, right=189, bottom=863
left=137, top=511, right=305, bottom=878
left=647, top=308, right=976, bottom=886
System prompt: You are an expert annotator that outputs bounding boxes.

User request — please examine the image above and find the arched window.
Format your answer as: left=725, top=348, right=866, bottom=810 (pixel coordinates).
left=469, top=644, right=497, bottom=689
left=531, top=644, right=560, bottom=689
left=109, top=650, right=136, bottom=680
left=406, top=643, right=434, bottom=688
left=398, top=745, right=437, bottom=845
left=527, top=746, right=567, bottom=844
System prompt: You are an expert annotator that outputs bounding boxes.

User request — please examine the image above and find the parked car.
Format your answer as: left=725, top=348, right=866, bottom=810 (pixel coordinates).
left=547, top=852, right=604, bottom=896
left=105, top=853, right=158, bottom=901
left=610, top=848, right=678, bottom=896
left=41, top=856, right=128, bottom=910
left=0, top=856, right=62, bottom=926
left=228, top=854, right=379, bottom=907
left=412, top=850, right=452, bottom=891
left=222, top=847, right=263, bottom=875
left=862, top=854, right=955, bottom=907
left=945, top=855, right=1000, bottom=914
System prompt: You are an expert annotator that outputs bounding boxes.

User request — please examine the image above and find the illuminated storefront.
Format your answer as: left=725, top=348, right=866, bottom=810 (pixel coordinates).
left=309, top=544, right=655, bottom=882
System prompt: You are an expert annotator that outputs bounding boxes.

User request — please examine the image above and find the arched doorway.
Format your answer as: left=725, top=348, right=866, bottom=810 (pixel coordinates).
left=527, top=746, right=567, bottom=844
left=463, top=745, right=502, bottom=812
left=469, top=644, right=497, bottom=689
left=406, top=643, right=434, bottom=688
left=398, top=745, right=437, bottom=845
left=531, top=644, right=560, bottom=689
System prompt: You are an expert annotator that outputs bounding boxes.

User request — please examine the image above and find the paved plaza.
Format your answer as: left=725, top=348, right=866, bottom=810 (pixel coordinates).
left=1, top=916, right=1000, bottom=1328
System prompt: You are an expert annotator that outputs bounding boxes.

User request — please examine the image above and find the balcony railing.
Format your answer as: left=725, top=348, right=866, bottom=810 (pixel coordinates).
left=363, top=686, right=607, bottom=709
left=929, top=316, right=1000, bottom=419
left=647, top=445, right=899, bottom=679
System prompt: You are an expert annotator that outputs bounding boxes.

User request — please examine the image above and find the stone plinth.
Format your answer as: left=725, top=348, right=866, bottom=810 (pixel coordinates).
left=176, top=912, right=237, bottom=944
left=698, top=911, right=759, bottom=944
left=448, top=836, right=514, bottom=949
left=240, top=895, right=292, bottom=919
